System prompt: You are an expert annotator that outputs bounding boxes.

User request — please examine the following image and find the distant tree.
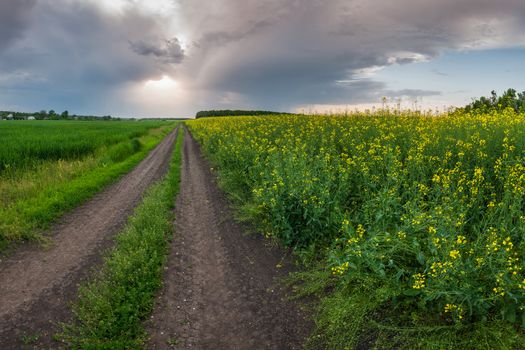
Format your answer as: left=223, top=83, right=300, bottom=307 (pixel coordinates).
left=499, top=89, right=517, bottom=110
left=464, top=88, right=525, bottom=114
left=61, top=110, right=69, bottom=119
left=518, top=91, right=525, bottom=112
left=48, top=109, right=59, bottom=120
left=490, top=90, right=498, bottom=105
left=38, top=110, right=48, bottom=119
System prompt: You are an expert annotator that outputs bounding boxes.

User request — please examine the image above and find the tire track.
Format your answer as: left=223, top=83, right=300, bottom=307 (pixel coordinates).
left=146, top=129, right=311, bottom=349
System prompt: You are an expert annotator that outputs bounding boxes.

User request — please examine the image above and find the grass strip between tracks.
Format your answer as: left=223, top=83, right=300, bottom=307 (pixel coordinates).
left=60, top=127, right=183, bottom=349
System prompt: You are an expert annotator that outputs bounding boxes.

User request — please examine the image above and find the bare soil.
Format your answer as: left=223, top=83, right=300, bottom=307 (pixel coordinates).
left=0, top=129, right=178, bottom=349
left=146, top=131, right=312, bottom=349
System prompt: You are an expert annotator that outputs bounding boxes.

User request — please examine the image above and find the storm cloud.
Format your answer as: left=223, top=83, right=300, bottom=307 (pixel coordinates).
left=0, top=0, right=37, bottom=52
left=131, top=38, right=184, bottom=64
left=0, top=0, right=185, bottom=113
left=0, top=0, right=525, bottom=116
left=175, top=0, right=525, bottom=109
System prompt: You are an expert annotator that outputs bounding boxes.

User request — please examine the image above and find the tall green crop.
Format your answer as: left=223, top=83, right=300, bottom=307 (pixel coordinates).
left=0, top=120, right=165, bottom=173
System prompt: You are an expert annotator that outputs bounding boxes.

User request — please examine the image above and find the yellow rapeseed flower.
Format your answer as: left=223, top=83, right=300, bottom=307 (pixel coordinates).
left=449, top=250, right=460, bottom=259
left=412, top=273, right=426, bottom=289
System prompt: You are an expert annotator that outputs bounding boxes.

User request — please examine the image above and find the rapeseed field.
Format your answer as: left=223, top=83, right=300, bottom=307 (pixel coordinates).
left=188, top=110, right=525, bottom=348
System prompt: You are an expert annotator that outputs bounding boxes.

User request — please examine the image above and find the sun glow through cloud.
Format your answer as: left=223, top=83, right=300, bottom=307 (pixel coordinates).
left=144, top=75, right=179, bottom=90
left=122, top=75, right=187, bottom=117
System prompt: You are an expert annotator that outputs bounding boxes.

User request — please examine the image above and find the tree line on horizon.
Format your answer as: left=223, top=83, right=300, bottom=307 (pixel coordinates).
left=195, top=110, right=291, bottom=118
left=0, top=109, right=117, bottom=121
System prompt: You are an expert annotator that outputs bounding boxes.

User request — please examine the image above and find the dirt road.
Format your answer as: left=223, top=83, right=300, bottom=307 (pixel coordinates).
left=146, top=131, right=311, bottom=349
left=0, top=129, right=178, bottom=349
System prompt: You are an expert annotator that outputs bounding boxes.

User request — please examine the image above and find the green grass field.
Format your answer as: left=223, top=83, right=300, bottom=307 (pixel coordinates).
left=0, top=120, right=168, bottom=172
left=0, top=120, right=176, bottom=250
left=187, top=109, right=525, bottom=349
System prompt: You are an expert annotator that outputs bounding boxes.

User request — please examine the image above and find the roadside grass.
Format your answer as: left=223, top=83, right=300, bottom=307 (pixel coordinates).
left=59, top=127, right=183, bottom=349
left=0, top=123, right=176, bottom=251
left=289, top=269, right=523, bottom=350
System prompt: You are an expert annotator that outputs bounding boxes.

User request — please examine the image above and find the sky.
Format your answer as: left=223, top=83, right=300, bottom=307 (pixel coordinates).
left=0, top=0, right=525, bottom=118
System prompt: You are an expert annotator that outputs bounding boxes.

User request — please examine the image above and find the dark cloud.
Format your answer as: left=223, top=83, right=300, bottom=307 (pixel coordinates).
left=0, top=0, right=185, bottom=114
left=0, top=0, right=37, bottom=52
left=174, top=0, right=525, bottom=110
left=194, top=20, right=271, bottom=49
left=131, top=38, right=184, bottom=63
